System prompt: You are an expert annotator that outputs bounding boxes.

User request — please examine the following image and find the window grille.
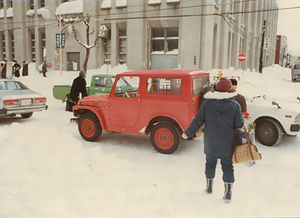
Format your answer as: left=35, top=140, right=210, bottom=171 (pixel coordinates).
left=147, top=78, right=181, bottom=94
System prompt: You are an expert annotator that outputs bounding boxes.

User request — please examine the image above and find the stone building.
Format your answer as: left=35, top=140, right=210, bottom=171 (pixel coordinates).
left=0, top=0, right=278, bottom=72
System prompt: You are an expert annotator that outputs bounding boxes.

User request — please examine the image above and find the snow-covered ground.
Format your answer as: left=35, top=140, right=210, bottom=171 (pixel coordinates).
left=0, top=64, right=299, bottom=217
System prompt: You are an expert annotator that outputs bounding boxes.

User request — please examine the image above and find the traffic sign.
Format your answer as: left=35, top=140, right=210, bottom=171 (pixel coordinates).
left=55, top=33, right=66, bottom=48
left=238, top=53, right=246, bottom=62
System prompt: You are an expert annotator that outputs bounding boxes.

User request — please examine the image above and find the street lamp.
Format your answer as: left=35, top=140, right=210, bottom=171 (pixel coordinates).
left=41, top=6, right=63, bottom=76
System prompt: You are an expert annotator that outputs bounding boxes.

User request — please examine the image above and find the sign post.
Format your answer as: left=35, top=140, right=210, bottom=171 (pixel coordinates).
left=238, top=53, right=246, bottom=74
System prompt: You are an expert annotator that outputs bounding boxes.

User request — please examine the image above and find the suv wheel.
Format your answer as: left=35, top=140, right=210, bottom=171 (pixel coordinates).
left=78, top=113, right=102, bottom=141
left=256, top=119, right=283, bottom=146
left=150, top=122, right=180, bottom=154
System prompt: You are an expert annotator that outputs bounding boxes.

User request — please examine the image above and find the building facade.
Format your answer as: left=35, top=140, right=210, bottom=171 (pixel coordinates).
left=0, top=0, right=278, bottom=72
left=275, top=35, right=288, bottom=67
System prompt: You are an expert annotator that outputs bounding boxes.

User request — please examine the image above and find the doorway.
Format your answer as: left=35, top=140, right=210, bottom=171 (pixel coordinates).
left=67, top=52, right=80, bottom=71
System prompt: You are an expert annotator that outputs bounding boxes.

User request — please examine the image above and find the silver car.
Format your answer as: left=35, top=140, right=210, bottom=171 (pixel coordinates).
left=0, top=79, right=48, bottom=118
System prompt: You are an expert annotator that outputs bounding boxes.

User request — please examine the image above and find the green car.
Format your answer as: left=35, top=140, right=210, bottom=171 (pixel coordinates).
left=53, top=74, right=117, bottom=101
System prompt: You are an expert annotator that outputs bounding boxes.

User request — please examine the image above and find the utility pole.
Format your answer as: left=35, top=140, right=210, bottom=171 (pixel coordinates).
left=259, top=20, right=266, bottom=73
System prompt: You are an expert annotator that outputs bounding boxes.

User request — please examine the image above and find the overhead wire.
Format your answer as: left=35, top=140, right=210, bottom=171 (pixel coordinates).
left=0, top=0, right=298, bottom=34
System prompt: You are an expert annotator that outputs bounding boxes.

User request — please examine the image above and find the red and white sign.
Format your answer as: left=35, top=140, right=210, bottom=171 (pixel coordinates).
left=238, top=53, right=246, bottom=62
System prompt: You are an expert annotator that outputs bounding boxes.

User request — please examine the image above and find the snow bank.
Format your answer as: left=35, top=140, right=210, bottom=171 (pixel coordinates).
left=0, top=64, right=299, bottom=217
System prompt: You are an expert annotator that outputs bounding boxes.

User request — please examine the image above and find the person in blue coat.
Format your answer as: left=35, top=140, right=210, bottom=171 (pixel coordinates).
left=182, top=77, right=244, bottom=203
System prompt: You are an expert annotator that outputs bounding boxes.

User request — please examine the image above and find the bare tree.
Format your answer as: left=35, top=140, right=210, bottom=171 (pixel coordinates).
left=71, top=13, right=103, bottom=72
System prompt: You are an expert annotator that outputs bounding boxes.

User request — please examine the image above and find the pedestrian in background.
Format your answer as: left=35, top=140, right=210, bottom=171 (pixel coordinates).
left=22, top=61, right=28, bottom=76
left=182, top=77, right=244, bottom=203
left=12, top=60, right=21, bottom=78
left=230, top=79, right=247, bottom=113
left=1, top=62, right=6, bottom=79
left=0, top=63, right=4, bottom=78
left=66, top=70, right=88, bottom=112
left=42, top=60, right=47, bottom=77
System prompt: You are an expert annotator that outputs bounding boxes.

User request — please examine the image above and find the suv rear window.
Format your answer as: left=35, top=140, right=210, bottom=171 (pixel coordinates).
left=193, top=76, right=209, bottom=95
left=147, top=78, right=181, bottom=94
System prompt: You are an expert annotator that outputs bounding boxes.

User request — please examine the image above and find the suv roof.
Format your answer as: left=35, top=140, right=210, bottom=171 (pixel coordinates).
left=119, top=69, right=208, bottom=77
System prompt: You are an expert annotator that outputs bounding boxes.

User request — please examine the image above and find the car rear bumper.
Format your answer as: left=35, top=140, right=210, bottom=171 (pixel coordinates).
left=0, top=105, right=48, bottom=115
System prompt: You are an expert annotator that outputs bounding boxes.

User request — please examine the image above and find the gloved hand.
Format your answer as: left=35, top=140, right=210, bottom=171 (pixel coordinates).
left=242, top=112, right=250, bottom=120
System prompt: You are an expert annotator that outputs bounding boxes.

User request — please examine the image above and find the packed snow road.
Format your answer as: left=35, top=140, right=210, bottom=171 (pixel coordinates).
left=0, top=65, right=299, bottom=217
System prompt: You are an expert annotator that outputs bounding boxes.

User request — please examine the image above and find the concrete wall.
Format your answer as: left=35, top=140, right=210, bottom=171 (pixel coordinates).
left=0, top=0, right=279, bottom=72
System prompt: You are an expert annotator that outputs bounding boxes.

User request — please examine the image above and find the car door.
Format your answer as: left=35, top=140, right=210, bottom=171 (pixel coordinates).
left=109, top=76, right=141, bottom=128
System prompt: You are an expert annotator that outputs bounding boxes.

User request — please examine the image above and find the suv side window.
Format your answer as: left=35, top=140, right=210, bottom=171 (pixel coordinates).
left=115, top=76, right=139, bottom=97
left=193, top=76, right=209, bottom=95
left=147, top=78, right=181, bottom=94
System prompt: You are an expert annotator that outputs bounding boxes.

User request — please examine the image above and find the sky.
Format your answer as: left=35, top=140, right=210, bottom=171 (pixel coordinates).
left=277, top=0, right=300, bottom=53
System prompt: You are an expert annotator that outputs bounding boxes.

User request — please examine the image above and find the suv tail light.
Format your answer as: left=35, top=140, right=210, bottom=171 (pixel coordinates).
left=35, top=97, right=46, bottom=103
left=4, top=99, right=19, bottom=105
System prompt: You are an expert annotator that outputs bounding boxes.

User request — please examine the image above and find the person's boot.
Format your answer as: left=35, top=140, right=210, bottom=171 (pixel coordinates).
left=223, top=183, right=233, bottom=203
left=206, top=179, right=213, bottom=194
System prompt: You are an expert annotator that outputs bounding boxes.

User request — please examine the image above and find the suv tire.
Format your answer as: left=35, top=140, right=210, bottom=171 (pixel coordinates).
left=78, top=113, right=102, bottom=141
left=150, top=122, right=180, bottom=154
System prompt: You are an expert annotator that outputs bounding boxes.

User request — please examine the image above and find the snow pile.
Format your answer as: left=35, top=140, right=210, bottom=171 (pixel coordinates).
left=56, top=0, right=83, bottom=15
left=0, top=64, right=300, bottom=217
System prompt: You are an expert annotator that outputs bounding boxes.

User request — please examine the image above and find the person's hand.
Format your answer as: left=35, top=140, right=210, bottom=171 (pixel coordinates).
left=182, top=133, right=188, bottom=139
left=242, top=112, right=250, bottom=120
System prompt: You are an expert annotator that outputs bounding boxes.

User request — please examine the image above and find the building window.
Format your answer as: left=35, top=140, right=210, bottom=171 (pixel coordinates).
left=2, top=34, right=6, bottom=59
left=61, top=0, right=69, bottom=3
left=119, top=29, right=126, bottom=64
left=7, top=0, right=12, bottom=7
left=42, top=32, right=46, bottom=59
left=0, top=0, right=3, bottom=9
left=104, top=39, right=111, bottom=64
left=11, top=34, right=15, bottom=60
left=40, top=0, right=45, bottom=8
left=31, top=33, right=36, bottom=62
left=30, top=0, right=34, bottom=9
left=151, top=27, right=178, bottom=54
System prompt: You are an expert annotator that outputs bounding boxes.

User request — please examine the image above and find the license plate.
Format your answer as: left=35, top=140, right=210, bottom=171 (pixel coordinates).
left=21, top=99, right=32, bottom=106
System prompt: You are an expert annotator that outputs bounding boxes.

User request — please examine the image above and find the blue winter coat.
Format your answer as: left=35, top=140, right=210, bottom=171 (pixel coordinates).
left=184, top=91, right=244, bottom=159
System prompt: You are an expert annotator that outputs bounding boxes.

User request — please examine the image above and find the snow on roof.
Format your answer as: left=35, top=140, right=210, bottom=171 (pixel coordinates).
left=0, top=9, right=4, bottom=18
left=116, top=0, right=127, bottom=8
left=149, top=0, right=161, bottom=5
left=56, top=0, right=83, bottom=15
left=101, top=0, right=112, bottom=9
left=6, top=7, right=13, bottom=18
left=167, top=0, right=180, bottom=3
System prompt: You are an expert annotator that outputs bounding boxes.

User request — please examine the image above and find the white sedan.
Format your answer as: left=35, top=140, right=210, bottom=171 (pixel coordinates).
left=0, top=79, right=48, bottom=118
left=239, top=82, right=300, bottom=146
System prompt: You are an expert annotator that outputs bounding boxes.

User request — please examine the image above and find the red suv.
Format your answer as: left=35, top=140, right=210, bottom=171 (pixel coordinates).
left=72, top=69, right=210, bottom=154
